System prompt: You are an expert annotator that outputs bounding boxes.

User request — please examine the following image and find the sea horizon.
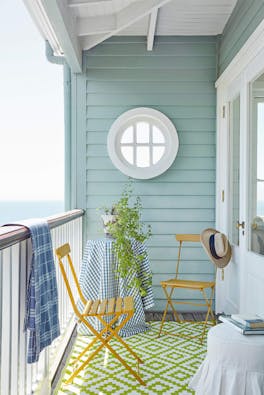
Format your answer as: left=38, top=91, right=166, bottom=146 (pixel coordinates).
left=0, top=199, right=263, bottom=227
left=0, top=200, right=64, bottom=225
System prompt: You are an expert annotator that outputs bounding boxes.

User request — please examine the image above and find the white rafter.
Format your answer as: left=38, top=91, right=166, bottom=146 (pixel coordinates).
left=147, top=8, right=158, bottom=51
left=80, top=0, right=172, bottom=50
left=23, top=0, right=237, bottom=72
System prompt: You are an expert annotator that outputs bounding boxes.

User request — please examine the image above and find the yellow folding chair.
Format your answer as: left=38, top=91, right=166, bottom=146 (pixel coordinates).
left=56, top=243, right=145, bottom=386
left=158, top=234, right=216, bottom=341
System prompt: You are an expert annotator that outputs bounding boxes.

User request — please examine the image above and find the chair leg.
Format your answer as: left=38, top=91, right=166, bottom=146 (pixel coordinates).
left=158, top=285, right=215, bottom=343
left=102, top=320, right=144, bottom=364
left=158, top=299, right=170, bottom=337
left=70, top=315, right=117, bottom=366
left=66, top=316, right=120, bottom=384
left=66, top=313, right=146, bottom=386
left=200, top=287, right=215, bottom=342
left=159, top=286, right=182, bottom=337
left=164, top=286, right=181, bottom=322
left=98, top=315, right=146, bottom=385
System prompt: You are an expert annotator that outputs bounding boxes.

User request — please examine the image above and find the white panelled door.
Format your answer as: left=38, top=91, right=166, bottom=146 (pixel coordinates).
left=216, top=41, right=264, bottom=315
left=241, top=78, right=264, bottom=313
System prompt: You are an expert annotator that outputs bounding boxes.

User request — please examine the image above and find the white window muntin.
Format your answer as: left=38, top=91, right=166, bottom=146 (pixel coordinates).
left=108, top=107, right=179, bottom=179
left=117, top=116, right=167, bottom=167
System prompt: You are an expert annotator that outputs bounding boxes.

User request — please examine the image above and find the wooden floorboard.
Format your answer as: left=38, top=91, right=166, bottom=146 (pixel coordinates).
left=145, top=311, right=208, bottom=321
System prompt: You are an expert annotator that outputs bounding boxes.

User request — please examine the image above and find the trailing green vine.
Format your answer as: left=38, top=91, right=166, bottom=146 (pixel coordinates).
left=102, top=182, right=152, bottom=296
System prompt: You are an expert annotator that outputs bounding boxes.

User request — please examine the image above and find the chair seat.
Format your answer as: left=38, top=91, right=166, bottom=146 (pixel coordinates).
left=82, top=296, right=134, bottom=317
left=160, top=278, right=215, bottom=289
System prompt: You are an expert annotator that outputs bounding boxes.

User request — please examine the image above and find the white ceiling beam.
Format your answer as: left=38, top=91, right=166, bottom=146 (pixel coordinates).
left=147, top=8, right=158, bottom=51
left=68, top=0, right=112, bottom=7
left=77, top=15, right=116, bottom=36
left=81, top=0, right=172, bottom=50
left=24, top=0, right=82, bottom=73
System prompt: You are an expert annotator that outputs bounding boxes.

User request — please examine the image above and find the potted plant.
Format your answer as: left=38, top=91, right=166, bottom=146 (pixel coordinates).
left=100, top=182, right=152, bottom=296
left=101, top=205, right=118, bottom=235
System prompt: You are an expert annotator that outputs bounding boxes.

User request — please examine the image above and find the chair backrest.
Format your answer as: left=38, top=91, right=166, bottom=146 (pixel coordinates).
left=175, top=234, right=200, bottom=279
left=56, top=243, right=86, bottom=319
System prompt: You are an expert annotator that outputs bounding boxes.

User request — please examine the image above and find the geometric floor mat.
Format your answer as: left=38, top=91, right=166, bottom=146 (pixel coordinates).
left=55, top=322, right=209, bottom=395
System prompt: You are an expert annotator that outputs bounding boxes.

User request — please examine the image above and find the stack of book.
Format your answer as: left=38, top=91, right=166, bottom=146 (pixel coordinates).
left=219, top=314, right=264, bottom=335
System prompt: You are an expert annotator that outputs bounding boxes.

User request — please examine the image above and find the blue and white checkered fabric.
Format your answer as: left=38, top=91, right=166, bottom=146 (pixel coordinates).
left=77, top=238, right=154, bottom=337
left=6, top=219, right=60, bottom=363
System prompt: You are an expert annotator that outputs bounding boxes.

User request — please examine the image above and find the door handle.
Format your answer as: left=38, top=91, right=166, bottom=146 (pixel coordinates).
left=236, top=221, right=245, bottom=229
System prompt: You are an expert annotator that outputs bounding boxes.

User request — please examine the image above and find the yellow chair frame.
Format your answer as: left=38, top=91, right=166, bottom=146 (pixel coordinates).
left=56, top=243, right=146, bottom=386
left=158, top=234, right=216, bottom=342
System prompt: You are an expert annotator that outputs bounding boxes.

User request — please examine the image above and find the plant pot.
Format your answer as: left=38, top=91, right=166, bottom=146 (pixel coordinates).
left=101, top=214, right=117, bottom=236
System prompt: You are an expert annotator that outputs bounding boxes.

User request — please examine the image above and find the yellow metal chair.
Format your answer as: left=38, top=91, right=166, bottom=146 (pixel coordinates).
left=158, top=234, right=216, bottom=341
left=55, top=243, right=145, bottom=386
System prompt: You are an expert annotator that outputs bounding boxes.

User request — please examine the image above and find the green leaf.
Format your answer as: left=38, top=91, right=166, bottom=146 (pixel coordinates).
left=98, top=180, right=152, bottom=295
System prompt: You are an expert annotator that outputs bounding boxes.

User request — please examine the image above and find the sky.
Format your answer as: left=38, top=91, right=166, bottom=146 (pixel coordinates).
left=0, top=0, right=64, bottom=201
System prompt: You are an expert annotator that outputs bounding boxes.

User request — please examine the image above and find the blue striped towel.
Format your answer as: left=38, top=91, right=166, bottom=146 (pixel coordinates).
left=5, top=219, right=60, bottom=363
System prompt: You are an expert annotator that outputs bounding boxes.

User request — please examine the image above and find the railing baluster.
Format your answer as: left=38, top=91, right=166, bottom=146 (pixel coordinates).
left=0, top=251, right=3, bottom=394
left=26, top=360, right=32, bottom=395
left=18, top=240, right=27, bottom=395
left=1, top=248, right=12, bottom=395
left=10, top=244, right=19, bottom=395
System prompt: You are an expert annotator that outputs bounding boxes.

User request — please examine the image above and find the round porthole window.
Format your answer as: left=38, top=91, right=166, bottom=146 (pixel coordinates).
left=107, top=107, right=179, bottom=179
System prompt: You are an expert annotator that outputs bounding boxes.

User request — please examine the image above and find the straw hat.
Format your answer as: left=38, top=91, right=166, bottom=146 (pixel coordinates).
left=200, top=228, right=232, bottom=269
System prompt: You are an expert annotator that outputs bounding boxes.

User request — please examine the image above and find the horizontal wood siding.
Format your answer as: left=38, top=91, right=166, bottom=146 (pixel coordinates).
left=83, top=36, right=217, bottom=311
left=219, top=0, right=264, bottom=74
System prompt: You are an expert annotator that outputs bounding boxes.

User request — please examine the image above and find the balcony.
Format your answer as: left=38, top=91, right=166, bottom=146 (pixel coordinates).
left=2, top=0, right=264, bottom=393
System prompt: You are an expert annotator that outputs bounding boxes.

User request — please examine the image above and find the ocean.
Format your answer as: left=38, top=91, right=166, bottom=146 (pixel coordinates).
left=0, top=200, right=64, bottom=226
left=0, top=199, right=262, bottom=228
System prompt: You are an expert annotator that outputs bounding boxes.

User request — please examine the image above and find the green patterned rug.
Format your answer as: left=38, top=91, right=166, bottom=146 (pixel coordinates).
left=55, top=322, right=208, bottom=395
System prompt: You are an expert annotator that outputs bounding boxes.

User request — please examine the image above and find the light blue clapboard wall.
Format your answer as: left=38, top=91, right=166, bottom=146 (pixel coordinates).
left=81, top=36, right=217, bottom=311
left=219, top=0, right=264, bottom=75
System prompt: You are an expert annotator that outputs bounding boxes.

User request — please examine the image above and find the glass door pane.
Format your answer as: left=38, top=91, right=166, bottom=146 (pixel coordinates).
left=250, top=74, right=264, bottom=255
left=230, top=95, right=240, bottom=246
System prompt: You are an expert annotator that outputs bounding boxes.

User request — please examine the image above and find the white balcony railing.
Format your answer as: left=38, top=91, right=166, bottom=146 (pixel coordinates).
left=0, top=209, right=84, bottom=395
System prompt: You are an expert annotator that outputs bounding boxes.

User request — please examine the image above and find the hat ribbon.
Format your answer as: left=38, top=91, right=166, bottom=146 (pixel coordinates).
left=209, top=234, right=221, bottom=259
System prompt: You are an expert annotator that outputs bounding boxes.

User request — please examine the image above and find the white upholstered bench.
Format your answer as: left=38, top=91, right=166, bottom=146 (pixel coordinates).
left=189, top=323, right=264, bottom=395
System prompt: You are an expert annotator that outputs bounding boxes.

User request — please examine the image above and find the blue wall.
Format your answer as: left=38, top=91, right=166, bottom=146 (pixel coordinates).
left=219, top=0, right=264, bottom=74
left=78, top=36, right=217, bottom=310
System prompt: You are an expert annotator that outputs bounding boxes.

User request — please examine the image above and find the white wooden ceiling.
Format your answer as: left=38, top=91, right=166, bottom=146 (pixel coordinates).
left=23, top=0, right=237, bottom=72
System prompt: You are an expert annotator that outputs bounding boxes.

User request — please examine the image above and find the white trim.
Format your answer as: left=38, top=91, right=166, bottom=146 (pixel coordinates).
left=107, top=107, right=179, bottom=179
left=24, top=0, right=82, bottom=73
left=216, top=17, right=264, bottom=88
left=23, top=0, right=63, bottom=56
left=69, top=0, right=112, bottom=6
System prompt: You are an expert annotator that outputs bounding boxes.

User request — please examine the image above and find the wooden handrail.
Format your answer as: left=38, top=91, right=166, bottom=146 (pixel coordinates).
left=0, top=209, right=85, bottom=250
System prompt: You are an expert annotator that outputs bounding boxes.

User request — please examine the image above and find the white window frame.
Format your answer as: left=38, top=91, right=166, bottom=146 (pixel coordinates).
left=107, top=107, right=179, bottom=179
